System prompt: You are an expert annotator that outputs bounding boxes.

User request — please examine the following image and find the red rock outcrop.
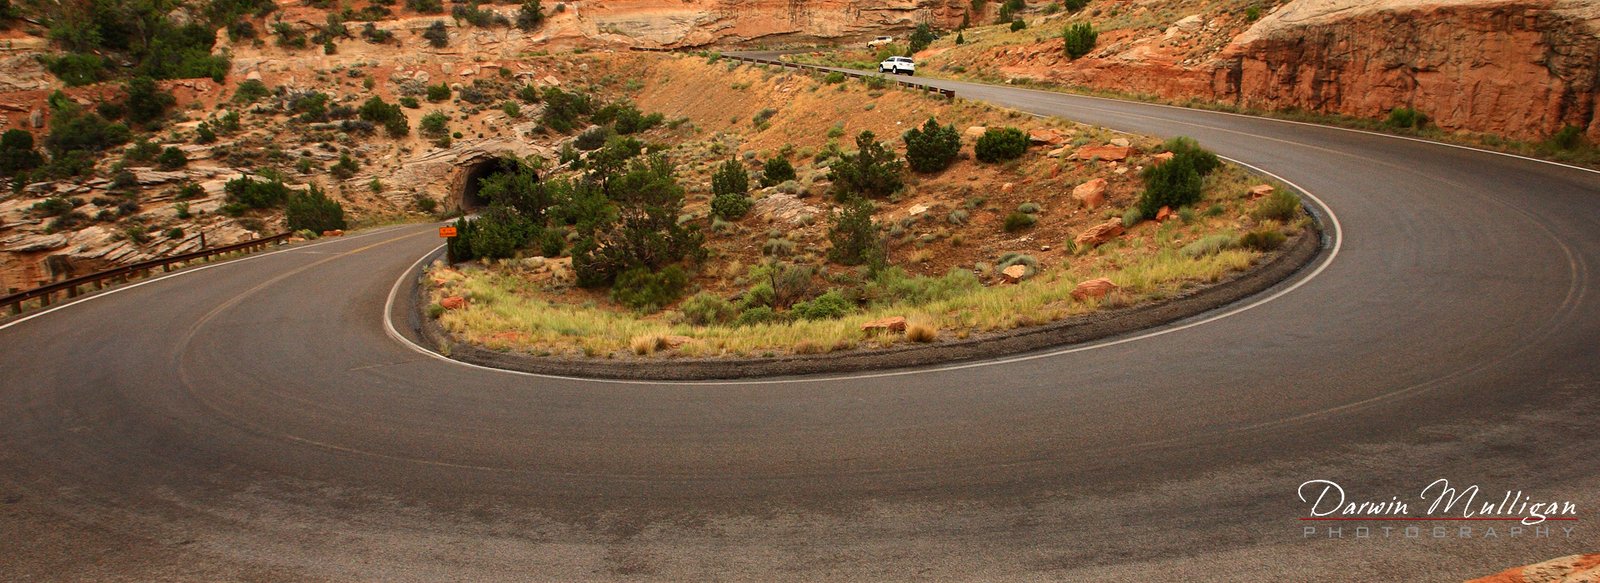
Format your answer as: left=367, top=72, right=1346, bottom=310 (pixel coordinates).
left=1215, top=0, right=1600, bottom=142
left=1467, top=553, right=1600, bottom=582
left=585, top=0, right=969, bottom=47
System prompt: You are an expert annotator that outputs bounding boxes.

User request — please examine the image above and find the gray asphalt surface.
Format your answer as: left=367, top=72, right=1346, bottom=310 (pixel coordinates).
left=2, top=59, right=1598, bottom=581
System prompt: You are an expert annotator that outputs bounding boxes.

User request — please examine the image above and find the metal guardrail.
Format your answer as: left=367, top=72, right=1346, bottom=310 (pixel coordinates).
left=2, top=232, right=292, bottom=315
left=628, top=47, right=956, bottom=100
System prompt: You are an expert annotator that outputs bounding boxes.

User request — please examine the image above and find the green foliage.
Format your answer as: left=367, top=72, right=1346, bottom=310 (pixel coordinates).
left=0, top=129, right=43, bottom=176
left=43, top=53, right=107, bottom=86
left=399, top=96, right=420, bottom=108
left=541, top=87, right=595, bottom=133
left=574, top=126, right=612, bottom=150
left=426, top=82, right=451, bottom=102
left=1064, top=0, right=1088, bottom=11
left=419, top=111, right=450, bottom=138
left=1550, top=125, right=1585, bottom=151
left=358, top=96, right=409, bottom=137
left=45, top=104, right=131, bottom=156
left=792, top=289, right=853, bottom=320
left=734, top=305, right=777, bottom=326
left=330, top=153, right=360, bottom=178
left=861, top=267, right=980, bottom=307
left=452, top=2, right=509, bottom=27
left=224, top=175, right=293, bottom=208
left=681, top=291, right=737, bottom=325
left=501, top=101, right=521, bottom=118
left=446, top=216, right=476, bottom=262
left=1384, top=107, right=1428, bottom=130
left=1063, top=22, right=1097, bottom=59
left=423, top=20, right=450, bottom=47
left=902, top=117, right=961, bottom=173
left=827, top=196, right=883, bottom=267
left=908, top=22, right=935, bottom=53
left=1238, top=228, right=1286, bottom=251
left=465, top=208, right=531, bottom=259
left=955, top=32, right=965, bottom=44
left=829, top=130, right=904, bottom=200
left=711, top=158, right=749, bottom=198
left=1137, top=155, right=1203, bottom=219
left=516, top=83, right=541, bottom=103
left=286, top=185, right=347, bottom=233
left=975, top=127, right=1028, bottom=163
left=516, top=0, right=545, bottom=30
left=233, top=79, right=271, bottom=103
left=611, top=265, right=689, bottom=312
left=1160, top=136, right=1220, bottom=176
left=760, top=156, right=796, bottom=186
left=1010, top=18, right=1026, bottom=31
left=823, top=71, right=846, bottom=84
left=31, top=196, right=72, bottom=217
left=1003, top=211, right=1036, bottom=232
left=572, top=155, right=702, bottom=287
left=1181, top=234, right=1236, bottom=258
left=290, top=91, right=329, bottom=122
left=407, top=0, right=443, bottom=13
left=1251, top=188, right=1302, bottom=222
left=156, top=146, right=188, bottom=169
left=123, top=77, right=175, bottom=126
left=194, top=122, right=216, bottom=143
left=1244, top=4, right=1261, bottom=21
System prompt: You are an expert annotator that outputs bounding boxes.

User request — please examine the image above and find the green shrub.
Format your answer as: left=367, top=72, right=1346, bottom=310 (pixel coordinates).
left=1238, top=228, right=1286, bottom=251
left=908, top=22, right=935, bottom=53
left=1003, top=211, right=1036, bottom=232
left=734, top=305, right=778, bottom=326
left=233, top=79, right=271, bottom=103
left=1550, top=125, right=1585, bottom=151
left=1159, top=136, right=1220, bottom=176
left=1137, top=154, right=1203, bottom=219
left=0, top=129, right=42, bottom=176
left=501, top=101, right=522, bottom=118
left=1063, top=22, right=1097, bottom=59
left=464, top=210, right=530, bottom=259
left=681, top=291, right=737, bottom=325
left=574, top=126, right=611, bottom=151
left=975, top=127, right=1028, bottom=163
left=358, top=96, right=409, bottom=137
left=829, top=130, right=904, bottom=200
left=31, top=196, right=72, bottom=217
left=751, top=108, right=777, bottom=127
left=516, top=0, right=545, bottom=30
left=407, top=0, right=443, bottom=12
left=1244, top=4, right=1261, bottom=20
left=426, top=83, right=451, bottom=102
left=1017, top=202, right=1040, bottom=214
left=1251, top=188, right=1301, bottom=222
left=955, top=32, right=965, bottom=44
left=1010, top=18, right=1026, bottom=31
left=1064, top=0, right=1088, bottom=11
left=157, top=146, right=188, bottom=169
left=862, top=267, right=980, bottom=307
left=823, top=71, right=847, bottom=84
left=1384, top=107, right=1427, bottom=130
left=711, top=193, right=752, bottom=221
left=45, top=106, right=130, bottom=156
left=711, top=159, right=749, bottom=198
left=827, top=196, right=883, bottom=267
left=44, top=53, right=107, bottom=86
left=445, top=216, right=476, bottom=262
left=946, top=209, right=969, bottom=225
left=286, top=185, right=347, bottom=232
left=422, top=20, right=449, bottom=47
left=399, top=96, right=420, bottom=108
left=194, top=122, right=216, bottom=144
left=330, top=153, right=360, bottom=179
left=572, top=155, right=701, bottom=286
left=224, top=175, right=293, bottom=208
left=540, top=87, right=594, bottom=133
left=902, top=117, right=961, bottom=173
left=792, top=289, right=853, bottom=320
left=760, top=156, right=796, bottom=187
left=997, top=252, right=1038, bottom=278
left=419, top=111, right=450, bottom=138
left=611, top=265, right=689, bottom=312
left=1181, top=234, right=1235, bottom=258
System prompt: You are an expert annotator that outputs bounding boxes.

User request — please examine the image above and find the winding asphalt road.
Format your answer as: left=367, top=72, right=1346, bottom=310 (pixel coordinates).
left=3, top=62, right=1598, bottom=581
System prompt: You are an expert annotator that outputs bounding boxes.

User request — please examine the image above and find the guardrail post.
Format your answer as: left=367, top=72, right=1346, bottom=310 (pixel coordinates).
left=39, top=292, right=49, bottom=307
left=67, top=285, right=78, bottom=299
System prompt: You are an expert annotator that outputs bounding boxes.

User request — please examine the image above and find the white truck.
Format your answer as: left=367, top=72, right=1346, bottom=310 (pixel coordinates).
left=878, top=56, right=915, bottom=76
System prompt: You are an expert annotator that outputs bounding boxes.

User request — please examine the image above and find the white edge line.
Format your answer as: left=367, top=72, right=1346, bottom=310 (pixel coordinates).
left=0, top=224, right=419, bottom=333
left=382, top=163, right=1342, bottom=386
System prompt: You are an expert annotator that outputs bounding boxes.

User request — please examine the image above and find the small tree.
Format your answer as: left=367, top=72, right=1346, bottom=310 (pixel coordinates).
left=760, top=156, right=796, bottom=187
left=975, top=127, right=1028, bottom=162
left=955, top=31, right=965, bottom=44
left=1063, top=22, right=1097, bottom=59
left=1137, top=155, right=1202, bottom=219
left=286, top=185, right=347, bottom=232
left=829, top=130, right=904, bottom=200
left=0, top=129, right=42, bottom=176
left=124, top=77, right=176, bottom=127
left=902, top=117, right=961, bottom=173
left=358, top=97, right=409, bottom=137
left=516, top=0, right=544, bottom=30
left=710, top=159, right=752, bottom=220
left=827, top=196, right=884, bottom=268
left=907, top=23, right=935, bottom=53
left=157, top=146, right=188, bottom=169
left=423, top=21, right=449, bottom=47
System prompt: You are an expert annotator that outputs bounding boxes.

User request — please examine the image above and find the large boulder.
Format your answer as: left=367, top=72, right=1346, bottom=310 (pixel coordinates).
left=1071, top=178, right=1108, bottom=209
left=1071, top=277, right=1118, bottom=301
left=1073, top=145, right=1134, bottom=161
left=862, top=316, right=908, bottom=333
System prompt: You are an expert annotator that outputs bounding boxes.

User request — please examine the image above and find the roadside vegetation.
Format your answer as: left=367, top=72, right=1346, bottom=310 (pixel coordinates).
left=425, top=54, right=1310, bottom=359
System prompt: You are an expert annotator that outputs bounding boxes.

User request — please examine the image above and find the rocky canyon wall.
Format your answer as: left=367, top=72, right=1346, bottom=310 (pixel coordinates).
left=581, top=0, right=968, bottom=47
left=1214, top=0, right=1600, bottom=141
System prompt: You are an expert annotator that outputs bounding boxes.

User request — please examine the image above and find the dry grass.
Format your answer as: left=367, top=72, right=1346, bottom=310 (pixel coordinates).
left=906, top=323, right=939, bottom=343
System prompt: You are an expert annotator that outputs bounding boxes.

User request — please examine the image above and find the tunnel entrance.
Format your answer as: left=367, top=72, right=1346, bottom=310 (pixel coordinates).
left=456, top=156, right=531, bottom=212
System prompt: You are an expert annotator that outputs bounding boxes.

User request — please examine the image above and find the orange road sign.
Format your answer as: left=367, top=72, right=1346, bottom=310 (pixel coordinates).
left=439, top=226, right=458, bottom=238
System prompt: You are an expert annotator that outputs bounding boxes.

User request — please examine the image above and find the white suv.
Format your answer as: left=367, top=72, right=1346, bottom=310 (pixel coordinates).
left=879, top=56, right=915, bottom=76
